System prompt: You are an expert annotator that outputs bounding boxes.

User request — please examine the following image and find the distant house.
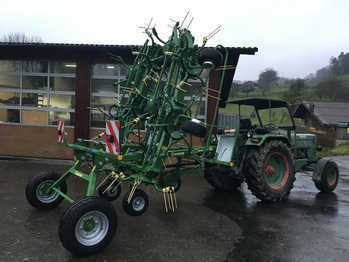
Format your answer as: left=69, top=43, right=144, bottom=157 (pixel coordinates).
left=293, top=100, right=349, bottom=147
left=243, top=81, right=258, bottom=89
left=231, top=81, right=258, bottom=90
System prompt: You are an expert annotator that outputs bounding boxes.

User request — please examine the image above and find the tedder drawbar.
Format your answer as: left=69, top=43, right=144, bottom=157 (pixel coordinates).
left=25, top=16, right=339, bottom=257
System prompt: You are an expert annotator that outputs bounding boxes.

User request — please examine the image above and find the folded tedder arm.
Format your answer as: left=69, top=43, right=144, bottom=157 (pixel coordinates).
left=54, top=19, right=230, bottom=206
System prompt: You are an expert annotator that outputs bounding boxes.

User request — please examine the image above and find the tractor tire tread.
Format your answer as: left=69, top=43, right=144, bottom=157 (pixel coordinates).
left=245, top=140, right=296, bottom=202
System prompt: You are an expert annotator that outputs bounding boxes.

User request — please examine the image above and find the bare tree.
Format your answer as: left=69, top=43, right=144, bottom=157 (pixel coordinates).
left=314, top=78, right=349, bottom=101
left=282, top=79, right=305, bottom=106
left=1, top=32, right=43, bottom=43
left=258, top=68, right=278, bottom=96
left=229, top=83, right=240, bottom=99
left=1, top=33, right=44, bottom=73
left=241, top=81, right=256, bottom=97
left=315, top=67, right=330, bottom=81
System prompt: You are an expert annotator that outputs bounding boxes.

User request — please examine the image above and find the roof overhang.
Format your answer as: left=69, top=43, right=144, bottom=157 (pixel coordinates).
left=0, top=43, right=258, bottom=108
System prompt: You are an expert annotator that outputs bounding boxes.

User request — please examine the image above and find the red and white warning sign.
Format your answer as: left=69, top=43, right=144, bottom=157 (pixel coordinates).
left=57, top=121, right=65, bottom=143
left=106, top=120, right=120, bottom=154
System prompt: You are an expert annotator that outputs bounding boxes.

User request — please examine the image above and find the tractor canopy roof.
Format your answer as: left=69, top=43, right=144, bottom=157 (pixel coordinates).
left=226, top=98, right=290, bottom=110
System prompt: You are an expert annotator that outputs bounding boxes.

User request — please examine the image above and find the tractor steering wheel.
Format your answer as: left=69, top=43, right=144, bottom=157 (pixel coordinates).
left=264, top=123, right=277, bottom=129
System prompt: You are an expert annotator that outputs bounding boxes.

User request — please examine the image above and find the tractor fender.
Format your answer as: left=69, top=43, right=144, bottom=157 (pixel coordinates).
left=312, top=158, right=334, bottom=183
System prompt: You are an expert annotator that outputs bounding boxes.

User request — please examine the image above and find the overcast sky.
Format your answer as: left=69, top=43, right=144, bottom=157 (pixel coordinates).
left=2, top=0, right=349, bottom=81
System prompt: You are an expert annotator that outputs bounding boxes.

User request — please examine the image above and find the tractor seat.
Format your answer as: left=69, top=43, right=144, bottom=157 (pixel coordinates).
left=239, top=118, right=254, bottom=130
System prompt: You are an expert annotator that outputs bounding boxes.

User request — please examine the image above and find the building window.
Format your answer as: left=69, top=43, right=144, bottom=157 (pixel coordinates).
left=0, top=60, right=76, bottom=126
left=184, top=80, right=207, bottom=122
left=90, top=63, right=126, bottom=128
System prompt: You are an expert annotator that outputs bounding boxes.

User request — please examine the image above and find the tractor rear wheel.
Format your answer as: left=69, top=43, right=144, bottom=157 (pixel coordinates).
left=204, top=165, right=244, bottom=191
left=245, top=140, right=295, bottom=202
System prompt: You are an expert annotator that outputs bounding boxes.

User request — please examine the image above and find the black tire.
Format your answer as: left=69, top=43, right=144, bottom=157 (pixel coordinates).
left=181, top=119, right=207, bottom=138
left=122, top=189, right=149, bottom=216
left=98, top=179, right=122, bottom=201
left=59, top=197, right=117, bottom=257
left=315, top=161, right=339, bottom=193
left=25, top=171, right=67, bottom=210
left=204, top=165, right=244, bottom=190
left=198, top=48, right=223, bottom=69
left=159, top=172, right=181, bottom=192
left=245, top=140, right=295, bottom=202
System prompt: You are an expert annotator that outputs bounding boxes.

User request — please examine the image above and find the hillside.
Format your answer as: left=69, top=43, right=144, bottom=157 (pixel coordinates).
left=220, top=74, right=349, bottom=116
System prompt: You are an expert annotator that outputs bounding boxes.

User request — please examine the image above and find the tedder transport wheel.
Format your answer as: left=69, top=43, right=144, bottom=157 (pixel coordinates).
left=245, top=140, right=295, bottom=202
left=198, top=48, right=223, bottom=69
left=315, top=161, right=339, bottom=193
left=25, top=171, right=67, bottom=210
left=181, top=119, right=207, bottom=138
left=204, top=164, right=244, bottom=190
left=59, top=197, right=117, bottom=257
left=159, top=171, right=181, bottom=192
left=122, top=189, right=149, bottom=216
left=98, top=179, right=122, bottom=201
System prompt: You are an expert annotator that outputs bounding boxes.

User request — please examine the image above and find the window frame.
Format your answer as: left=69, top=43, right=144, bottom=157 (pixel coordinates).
left=0, top=60, right=76, bottom=126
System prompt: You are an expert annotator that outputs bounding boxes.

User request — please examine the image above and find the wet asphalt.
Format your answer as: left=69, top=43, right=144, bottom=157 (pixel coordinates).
left=1, top=155, right=348, bottom=262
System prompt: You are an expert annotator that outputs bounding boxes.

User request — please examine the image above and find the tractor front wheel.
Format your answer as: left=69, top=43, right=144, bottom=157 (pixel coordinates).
left=315, top=161, right=339, bottom=192
left=59, top=197, right=117, bottom=257
left=245, top=140, right=295, bottom=202
left=25, top=171, right=67, bottom=210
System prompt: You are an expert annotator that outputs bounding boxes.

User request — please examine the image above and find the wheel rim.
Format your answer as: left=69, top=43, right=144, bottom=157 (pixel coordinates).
left=264, top=152, right=289, bottom=189
left=326, top=168, right=337, bottom=186
left=132, top=196, right=145, bottom=211
left=36, top=180, right=59, bottom=203
left=173, top=181, right=180, bottom=191
left=106, top=186, right=118, bottom=197
left=75, top=211, right=109, bottom=246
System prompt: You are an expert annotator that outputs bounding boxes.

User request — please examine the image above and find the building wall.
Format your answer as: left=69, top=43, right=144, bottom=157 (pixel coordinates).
left=335, top=126, right=349, bottom=146
left=0, top=46, right=209, bottom=159
left=0, top=44, right=254, bottom=159
left=0, top=125, right=74, bottom=159
left=336, top=126, right=349, bottom=140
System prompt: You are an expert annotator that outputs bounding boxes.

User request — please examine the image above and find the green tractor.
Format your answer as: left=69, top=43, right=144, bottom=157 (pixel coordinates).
left=25, top=17, right=339, bottom=256
left=204, top=98, right=339, bottom=202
